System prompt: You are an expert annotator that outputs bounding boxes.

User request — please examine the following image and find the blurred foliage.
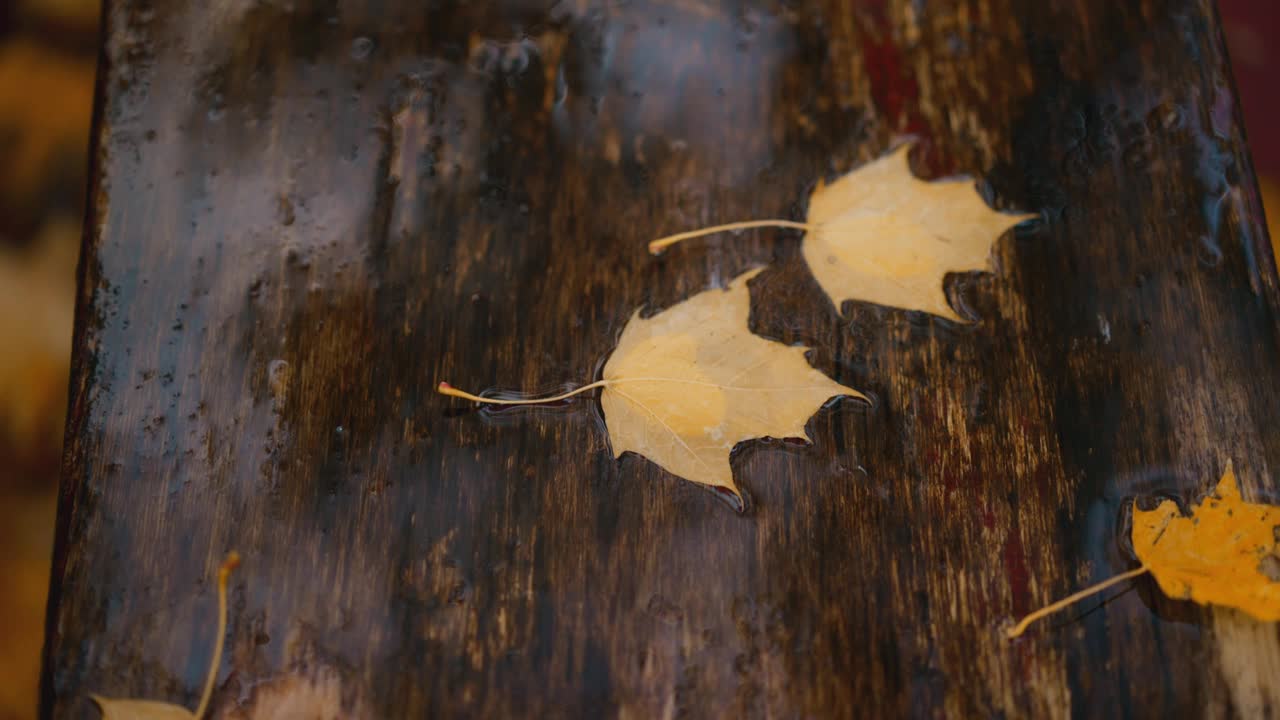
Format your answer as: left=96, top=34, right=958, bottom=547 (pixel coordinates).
left=0, top=4, right=98, bottom=719
left=0, top=39, right=93, bottom=242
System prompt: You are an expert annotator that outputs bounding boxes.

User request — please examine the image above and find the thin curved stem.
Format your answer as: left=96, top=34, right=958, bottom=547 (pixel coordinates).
left=437, top=380, right=612, bottom=405
left=440, top=377, right=867, bottom=406
left=194, top=552, right=240, bottom=720
left=648, top=219, right=817, bottom=254
left=1006, top=565, right=1148, bottom=639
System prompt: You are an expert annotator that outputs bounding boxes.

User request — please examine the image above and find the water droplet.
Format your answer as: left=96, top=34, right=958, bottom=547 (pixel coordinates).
left=1145, top=101, right=1184, bottom=133
left=207, top=93, right=226, bottom=121
left=351, top=36, right=374, bottom=60
left=712, top=485, right=748, bottom=514
left=267, top=360, right=291, bottom=403
left=647, top=595, right=683, bottom=625
left=278, top=196, right=296, bottom=226
left=1197, top=235, right=1223, bottom=267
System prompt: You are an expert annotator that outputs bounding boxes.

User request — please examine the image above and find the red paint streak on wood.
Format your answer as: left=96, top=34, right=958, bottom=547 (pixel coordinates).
left=1014, top=642, right=1035, bottom=683
left=980, top=505, right=997, bottom=531
left=1219, top=0, right=1280, bottom=174
left=1003, top=530, right=1030, bottom=617
left=855, top=0, right=934, bottom=163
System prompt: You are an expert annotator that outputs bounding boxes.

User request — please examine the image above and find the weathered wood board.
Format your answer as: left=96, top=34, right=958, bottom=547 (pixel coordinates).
left=45, top=0, right=1280, bottom=717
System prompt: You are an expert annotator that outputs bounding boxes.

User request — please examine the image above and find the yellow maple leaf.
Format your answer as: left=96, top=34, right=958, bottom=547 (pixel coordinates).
left=599, top=268, right=864, bottom=497
left=91, top=553, right=240, bottom=720
left=439, top=269, right=865, bottom=500
left=1008, top=462, right=1280, bottom=638
left=1132, top=462, right=1280, bottom=621
left=649, top=144, right=1034, bottom=321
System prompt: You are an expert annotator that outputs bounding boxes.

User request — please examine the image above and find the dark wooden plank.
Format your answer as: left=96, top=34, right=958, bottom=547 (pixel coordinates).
left=45, top=0, right=1280, bottom=717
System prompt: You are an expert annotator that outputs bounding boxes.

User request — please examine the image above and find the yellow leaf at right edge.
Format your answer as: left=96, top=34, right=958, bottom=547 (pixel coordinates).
left=1132, top=463, right=1280, bottom=620
left=92, top=698, right=194, bottom=720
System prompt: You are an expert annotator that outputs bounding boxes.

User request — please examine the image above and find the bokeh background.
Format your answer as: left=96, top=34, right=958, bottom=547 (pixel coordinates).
left=1, top=1, right=97, bottom=718
left=0, top=2, right=1275, bottom=718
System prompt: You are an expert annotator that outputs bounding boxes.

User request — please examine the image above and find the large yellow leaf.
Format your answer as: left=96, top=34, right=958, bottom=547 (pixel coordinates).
left=650, top=144, right=1034, bottom=321
left=599, top=268, right=864, bottom=498
left=801, top=145, right=1033, bottom=321
left=1132, top=463, right=1280, bottom=621
left=439, top=269, right=865, bottom=501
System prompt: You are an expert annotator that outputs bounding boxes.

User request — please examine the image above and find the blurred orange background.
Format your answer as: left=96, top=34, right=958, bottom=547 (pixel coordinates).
left=1, top=2, right=97, bottom=719
left=0, top=2, right=1276, bottom=719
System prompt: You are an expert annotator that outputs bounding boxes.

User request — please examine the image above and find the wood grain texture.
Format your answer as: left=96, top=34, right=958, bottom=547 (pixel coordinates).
left=45, top=0, right=1280, bottom=717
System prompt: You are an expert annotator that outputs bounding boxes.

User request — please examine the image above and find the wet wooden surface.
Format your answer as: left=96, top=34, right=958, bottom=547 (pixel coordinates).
left=45, top=0, right=1280, bottom=717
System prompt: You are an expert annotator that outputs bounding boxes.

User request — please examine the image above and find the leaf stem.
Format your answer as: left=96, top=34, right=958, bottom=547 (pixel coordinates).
left=437, top=380, right=612, bottom=405
left=1006, top=565, right=1148, bottom=639
left=648, top=219, right=817, bottom=254
left=194, top=552, right=240, bottom=720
